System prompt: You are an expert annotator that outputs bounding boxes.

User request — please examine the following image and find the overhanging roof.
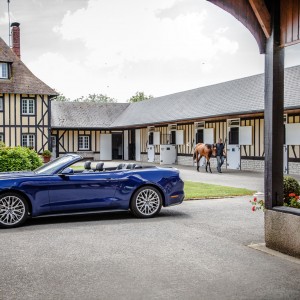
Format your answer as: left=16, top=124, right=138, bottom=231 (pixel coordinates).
left=0, top=37, right=57, bottom=96
left=51, top=66, right=300, bottom=129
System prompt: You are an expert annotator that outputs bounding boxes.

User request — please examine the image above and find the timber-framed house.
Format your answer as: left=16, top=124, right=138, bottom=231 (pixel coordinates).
left=0, top=23, right=57, bottom=153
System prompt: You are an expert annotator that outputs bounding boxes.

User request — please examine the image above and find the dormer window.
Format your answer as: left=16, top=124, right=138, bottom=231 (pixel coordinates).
left=0, top=63, right=9, bottom=79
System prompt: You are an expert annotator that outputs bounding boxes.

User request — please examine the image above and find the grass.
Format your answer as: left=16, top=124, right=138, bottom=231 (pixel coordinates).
left=68, top=167, right=254, bottom=199
left=184, top=181, right=255, bottom=199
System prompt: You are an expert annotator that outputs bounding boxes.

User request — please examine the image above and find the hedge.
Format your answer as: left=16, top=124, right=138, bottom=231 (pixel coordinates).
left=0, top=146, right=43, bottom=172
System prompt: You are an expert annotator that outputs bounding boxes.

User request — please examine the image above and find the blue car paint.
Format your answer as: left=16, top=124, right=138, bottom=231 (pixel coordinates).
left=0, top=154, right=184, bottom=219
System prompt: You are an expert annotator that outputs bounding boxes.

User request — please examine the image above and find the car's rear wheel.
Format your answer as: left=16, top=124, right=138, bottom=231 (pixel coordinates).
left=130, top=186, right=162, bottom=218
left=0, top=193, right=28, bottom=228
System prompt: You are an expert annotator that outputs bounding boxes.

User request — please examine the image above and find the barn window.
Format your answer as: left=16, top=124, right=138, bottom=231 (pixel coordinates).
left=79, top=135, right=90, bottom=150
left=170, top=131, right=176, bottom=144
left=148, top=132, right=154, bottom=145
left=196, top=129, right=204, bottom=143
left=229, top=127, right=239, bottom=145
left=22, top=134, right=35, bottom=148
left=22, top=99, right=35, bottom=115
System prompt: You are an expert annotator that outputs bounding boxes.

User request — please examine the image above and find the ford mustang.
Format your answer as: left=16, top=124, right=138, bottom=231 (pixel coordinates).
left=0, top=154, right=184, bottom=228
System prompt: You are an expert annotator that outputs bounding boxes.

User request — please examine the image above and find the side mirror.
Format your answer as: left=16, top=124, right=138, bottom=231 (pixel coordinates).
left=60, top=167, right=74, bottom=175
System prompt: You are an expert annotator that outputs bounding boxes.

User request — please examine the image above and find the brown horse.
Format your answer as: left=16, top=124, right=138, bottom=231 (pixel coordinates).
left=193, top=143, right=217, bottom=173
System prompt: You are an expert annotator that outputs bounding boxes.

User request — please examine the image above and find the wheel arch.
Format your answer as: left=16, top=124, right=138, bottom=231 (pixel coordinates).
left=130, top=183, right=166, bottom=207
left=0, top=189, right=32, bottom=216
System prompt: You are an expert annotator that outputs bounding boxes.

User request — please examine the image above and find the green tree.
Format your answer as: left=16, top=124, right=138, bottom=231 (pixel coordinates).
left=74, top=94, right=117, bottom=103
left=53, top=93, right=70, bottom=102
left=127, top=91, right=153, bottom=103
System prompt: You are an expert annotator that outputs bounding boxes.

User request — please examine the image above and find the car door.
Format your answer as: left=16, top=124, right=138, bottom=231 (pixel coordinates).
left=48, top=171, right=121, bottom=213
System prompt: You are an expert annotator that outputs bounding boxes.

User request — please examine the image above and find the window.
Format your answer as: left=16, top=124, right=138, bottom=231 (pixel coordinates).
left=170, top=131, right=176, bottom=145
left=148, top=132, right=153, bottom=145
left=22, top=134, right=35, bottom=148
left=79, top=135, right=90, bottom=150
left=0, top=97, right=3, bottom=111
left=22, top=99, right=35, bottom=115
left=0, top=134, right=3, bottom=143
left=229, top=127, right=239, bottom=145
left=196, top=129, right=204, bottom=143
left=0, top=63, right=8, bottom=79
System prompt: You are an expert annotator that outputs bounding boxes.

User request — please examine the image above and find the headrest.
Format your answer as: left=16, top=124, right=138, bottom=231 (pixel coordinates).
left=95, top=162, right=104, bottom=171
left=84, top=161, right=91, bottom=170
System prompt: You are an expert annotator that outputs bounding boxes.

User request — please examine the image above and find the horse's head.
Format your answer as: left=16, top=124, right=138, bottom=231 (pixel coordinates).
left=212, top=144, right=217, bottom=157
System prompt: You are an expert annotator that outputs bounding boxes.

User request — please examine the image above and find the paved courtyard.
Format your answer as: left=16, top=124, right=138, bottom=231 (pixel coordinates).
left=1, top=163, right=300, bottom=300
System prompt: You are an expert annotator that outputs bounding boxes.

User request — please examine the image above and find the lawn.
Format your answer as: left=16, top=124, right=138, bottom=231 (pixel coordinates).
left=69, top=167, right=254, bottom=199
left=184, top=181, right=255, bottom=199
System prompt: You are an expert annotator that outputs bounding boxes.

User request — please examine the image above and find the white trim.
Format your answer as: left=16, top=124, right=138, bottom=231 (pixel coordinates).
left=22, top=99, right=35, bottom=115
left=21, top=134, right=35, bottom=148
left=78, top=135, right=90, bottom=150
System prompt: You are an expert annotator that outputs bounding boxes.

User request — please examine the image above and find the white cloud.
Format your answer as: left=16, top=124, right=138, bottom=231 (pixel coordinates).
left=53, top=0, right=238, bottom=66
left=27, top=0, right=264, bottom=101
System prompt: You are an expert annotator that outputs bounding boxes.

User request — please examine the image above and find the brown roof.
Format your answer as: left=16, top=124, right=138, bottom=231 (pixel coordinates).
left=0, top=37, right=57, bottom=96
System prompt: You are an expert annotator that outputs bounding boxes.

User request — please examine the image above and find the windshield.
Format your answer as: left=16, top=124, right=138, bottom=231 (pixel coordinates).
left=34, top=155, right=79, bottom=175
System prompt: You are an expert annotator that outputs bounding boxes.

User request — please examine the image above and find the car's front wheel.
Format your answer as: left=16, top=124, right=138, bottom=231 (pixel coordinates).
left=130, top=186, right=162, bottom=218
left=0, top=193, right=28, bottom=228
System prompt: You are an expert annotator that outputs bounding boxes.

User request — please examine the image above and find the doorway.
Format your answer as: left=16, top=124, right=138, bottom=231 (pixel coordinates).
left=112, top=132, right=123, bottom=160
left=128, top=129, right=136, bottom=160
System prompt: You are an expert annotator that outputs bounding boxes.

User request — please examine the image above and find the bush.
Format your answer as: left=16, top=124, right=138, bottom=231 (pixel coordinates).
left=27, top=148, right=43, bottom=169
left=0, top=146, right=43, bottom=172
left=283, top=176, right=300, bottom=204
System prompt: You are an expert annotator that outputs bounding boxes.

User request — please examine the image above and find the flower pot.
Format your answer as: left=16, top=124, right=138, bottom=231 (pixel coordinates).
left=43, top=156, right=51, bottom=163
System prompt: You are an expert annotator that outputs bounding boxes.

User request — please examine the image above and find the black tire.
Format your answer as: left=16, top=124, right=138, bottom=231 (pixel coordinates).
left=0, top=192, right=29, bottom=228
left=130, top=186, right=162, bottom=218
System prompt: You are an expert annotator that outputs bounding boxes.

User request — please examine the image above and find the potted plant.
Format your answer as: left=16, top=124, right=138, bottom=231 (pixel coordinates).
left=42, top=149, right=52, bottom=163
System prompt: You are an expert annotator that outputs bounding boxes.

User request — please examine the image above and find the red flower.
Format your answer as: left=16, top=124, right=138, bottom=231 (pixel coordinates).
left=289, top=193, right=296, bottom=197
left=253, top=197, right=257, bottom=202
left=252, top=206, right=256, bottom=212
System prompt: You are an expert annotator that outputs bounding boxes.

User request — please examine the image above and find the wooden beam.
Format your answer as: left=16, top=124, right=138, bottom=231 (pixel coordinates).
left=249, top=0, right=271, bottom=38
left=264, top=0, right=284, bottom=209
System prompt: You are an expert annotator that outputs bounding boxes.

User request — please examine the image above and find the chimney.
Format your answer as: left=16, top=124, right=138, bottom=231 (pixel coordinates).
left=11, top=22, right=21, bottom=59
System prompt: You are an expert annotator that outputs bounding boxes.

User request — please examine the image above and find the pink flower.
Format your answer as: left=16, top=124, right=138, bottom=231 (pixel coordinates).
left=289, top=193, right=296, bottom=197
left=252, top=206, right=256, bottom=212
left=253, top=197, right=257, bottom=202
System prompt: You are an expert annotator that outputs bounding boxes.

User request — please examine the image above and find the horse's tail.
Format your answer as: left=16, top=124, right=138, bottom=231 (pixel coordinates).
left=193, top=150, right=197, bottom=160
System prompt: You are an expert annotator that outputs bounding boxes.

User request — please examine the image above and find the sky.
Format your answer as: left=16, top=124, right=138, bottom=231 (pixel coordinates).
left=0, top=0, right=299, bottom=102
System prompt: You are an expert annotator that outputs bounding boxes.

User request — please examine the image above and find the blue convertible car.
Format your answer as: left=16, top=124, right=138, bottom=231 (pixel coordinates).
left=0, top=154, right=184, bottom=228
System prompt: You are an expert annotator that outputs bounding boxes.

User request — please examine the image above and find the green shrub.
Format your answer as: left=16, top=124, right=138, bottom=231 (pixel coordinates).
left=283, top=176, right=300, bottom=204
left=27, top=148, right=43, bottom=169
left=0, top=146, right=42, bottom=172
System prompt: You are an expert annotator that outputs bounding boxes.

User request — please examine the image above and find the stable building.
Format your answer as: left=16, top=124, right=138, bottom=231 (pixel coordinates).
left=51, top=65, right=300, bottom=175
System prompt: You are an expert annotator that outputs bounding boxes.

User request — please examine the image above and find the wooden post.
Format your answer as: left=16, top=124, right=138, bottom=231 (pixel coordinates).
left=264, top=0, right=284, bottom=209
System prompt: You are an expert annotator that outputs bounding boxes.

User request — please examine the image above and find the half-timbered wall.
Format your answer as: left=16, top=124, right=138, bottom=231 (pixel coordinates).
left=288, top=114, right=300, bottom=161
left=0, top=93, right=50, bottom=153
left=240, top=117, right=265, bottom=158
left=51, top=129, right=113, bottom=159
